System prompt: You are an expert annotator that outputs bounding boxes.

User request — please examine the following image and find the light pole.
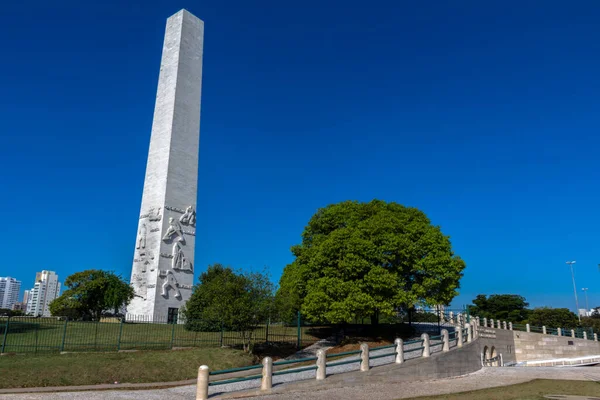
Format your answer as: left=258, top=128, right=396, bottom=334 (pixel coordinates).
left=582, top=288, right=589, bottom=316
left=566, top=261, right=581, bottom=322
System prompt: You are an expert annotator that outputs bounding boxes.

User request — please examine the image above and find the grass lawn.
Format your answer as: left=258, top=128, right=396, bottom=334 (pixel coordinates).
left=407, top=379, right=600, bottom=400
left=0, top=347, right=254, bottom=388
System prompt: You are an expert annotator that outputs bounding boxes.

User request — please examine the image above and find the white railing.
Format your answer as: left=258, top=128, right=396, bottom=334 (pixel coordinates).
left=520, top=355, right=600, bottom=367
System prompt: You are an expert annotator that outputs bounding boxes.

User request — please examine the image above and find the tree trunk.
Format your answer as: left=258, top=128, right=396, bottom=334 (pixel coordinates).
left=370, top=311, right=379, bottom=326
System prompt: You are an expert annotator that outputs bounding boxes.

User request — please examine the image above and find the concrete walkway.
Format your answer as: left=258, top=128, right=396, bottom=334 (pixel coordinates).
left=1, top=367, right=599, bottom=400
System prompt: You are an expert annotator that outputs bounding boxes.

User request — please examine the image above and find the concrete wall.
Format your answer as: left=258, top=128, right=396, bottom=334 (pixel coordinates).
left=477, top=326, right=517, bottom=365
left=513, top=331, right=600, bottom=362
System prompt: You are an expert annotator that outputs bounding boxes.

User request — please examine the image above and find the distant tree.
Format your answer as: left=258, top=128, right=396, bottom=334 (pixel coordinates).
left=0, top=308, right=24, bottom=317
left=183, top=264, right=273, bottom=352
left=276, top=200, right=466, bottom=325
left=468, top=294, right=530, bottom=322
left=49, top=270, right=134, bottom=320
left=527, top=307, right=579, bottom=329
left=580, top=316, right=600, bottom=333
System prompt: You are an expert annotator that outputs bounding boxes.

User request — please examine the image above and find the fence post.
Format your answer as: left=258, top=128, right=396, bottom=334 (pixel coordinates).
left=360, top=343, right=369, bottom=371
left=170, top=321, right=176, bottom=349
left=219, top=322, right=224, bottom=347
left=557, top=328, right=562, bottom=336
left=466, top=323, right=472, bottom=343
left=571, top=329, right=575, bottom=338
left=117, top=318, right=124, bottom=351
left=483, top=317, right=487, bottom=327
left=526, top=324, right=530, bottom=333
left=542, top=326, right=547, bottom=335
left=449, top=312, right=454, bottom=324
left=502, top=321, right=507, bottom=330
left=296, top=311, right=301, bottom=349
left=441, top=329, right=449, bottom=352
left=1, top=316, right=9, bottom=354
left=261, top=357, right=272, bottom=390
left=583, top=331, right=588, bottom=340
left=316, top=349, right=326, bottom=380
left=594, top=333, right=598, bottom=342
left=457, top=326, right=463, bottom=348
left=490, top=319, right=494, bottom=329
left=394, top=338, right=404, bottom=363
left=60, top=318, right=68, bottom=352
left=196, top=365, right=209, bottom=400
left=509, top=322, right=513, bottom=331
left=421, top=333, right=431, bottom=357
left=265, top=317, right=269, bottom=344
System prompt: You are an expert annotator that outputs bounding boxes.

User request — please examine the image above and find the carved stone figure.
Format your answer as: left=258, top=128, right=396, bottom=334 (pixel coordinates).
left=162, top=217, right=184, bottom=243
left=179, top=205, right=196, bottom=226
left=148, top=207, right=162, bottom=222
left=172, top=242, right=193, bottom=271
left=136, top=224, right=147, bottom=249
left=161, top=271, right=182, bottom=299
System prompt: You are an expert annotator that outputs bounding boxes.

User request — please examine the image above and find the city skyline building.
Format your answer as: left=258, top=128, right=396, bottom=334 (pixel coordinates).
left=0, top=277, right=21, bottom=310
left=26, top=271, right=61, bottom=317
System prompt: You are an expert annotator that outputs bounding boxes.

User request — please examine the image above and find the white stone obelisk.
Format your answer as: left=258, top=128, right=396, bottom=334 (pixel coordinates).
left=128, top=9, right=203, bottom=321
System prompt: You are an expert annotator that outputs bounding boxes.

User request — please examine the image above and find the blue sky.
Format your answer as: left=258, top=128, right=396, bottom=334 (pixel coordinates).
left=1, top=0, right=599, bottom=312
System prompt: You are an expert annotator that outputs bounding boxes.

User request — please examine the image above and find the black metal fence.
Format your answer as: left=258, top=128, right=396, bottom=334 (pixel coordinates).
left=0, top=314, right=327, bottom=354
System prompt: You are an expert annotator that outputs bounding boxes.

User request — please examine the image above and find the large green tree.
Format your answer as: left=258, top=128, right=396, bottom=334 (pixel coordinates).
left=276, top=200, right=466, bottom=324
left=49, top=270, right=134, bottom=320
left=183, top=264, right=273, bottom=351
left=527, top=307, right=579, bottom=329
left=468, top=294, right=531, bottom=322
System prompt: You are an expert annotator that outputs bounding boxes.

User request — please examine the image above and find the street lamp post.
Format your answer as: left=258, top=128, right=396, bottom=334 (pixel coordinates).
left=582, top=288, right=589, bottom=316
left=566, top=261, right=581, bottom=322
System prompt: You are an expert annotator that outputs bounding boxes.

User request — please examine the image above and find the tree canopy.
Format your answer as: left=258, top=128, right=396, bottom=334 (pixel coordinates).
left=183, top=264, right=273, bottom=351
left=468, top=294, right=530, bottom=322
left=276, top=200, right=466, bottom=324
left=49, top=270, right=134, bottom=320
left=527, top=307, right=579, bottom=329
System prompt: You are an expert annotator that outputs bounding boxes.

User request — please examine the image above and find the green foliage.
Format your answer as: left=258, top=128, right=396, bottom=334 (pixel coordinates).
left=527, top=307, right=579, bottom=329
left=411, top=311, right=440, bottom=323
left=49, top=270, right=134, bottom=320
left=580, top=316, right=600, bottom=333
left=184, top=264, right=274, bottom=351
left=276, top=200, right=466, bottom=324
left=0, top=308, right=24, bottom=317
left=468, top=294, right=530, bottom=322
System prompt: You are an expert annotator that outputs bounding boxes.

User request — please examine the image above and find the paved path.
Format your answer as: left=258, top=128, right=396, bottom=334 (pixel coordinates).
left=1, top=367, right=599, bottom=400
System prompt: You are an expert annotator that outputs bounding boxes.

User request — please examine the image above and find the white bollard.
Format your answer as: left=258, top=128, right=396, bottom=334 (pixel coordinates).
left=542, top=326, right=547, bottom=335
left=503, top=321, right=507, bottom=330
left=449, top=312, right=454, bottom=324
left=316, top=349, right=326, bottom=380
left=526, top=324, right=530, bottom=333
left=457, top=326, right=463, bottom=348
left=196, top=365, right=209, bottom=400
left=571, top=329, right=575, bottom=338
left=500, top=353, right=504, bottom=367
left=466, top=323, right=472, bottom=343
left=557, top=328, right=562, bottom=336
left=360, top=343, right=369, bottom=371
left=441, top=329, right=450, bottom=352
left=509, top=322, right=513, bottom=331
left=261, top=357, right=272, bottom=390
left=583, top=331, right=588, bottom=340
left=483, top=317, right=487, bottom=327
left=421, top=333, right=430, bottom=357
left=594, top=333, right=598, bottom=342
left=497, top=320, right=501, bottom=329
left=394, top=338, right=404, bottom=364
left=490, top=319, right=494, bottom=329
